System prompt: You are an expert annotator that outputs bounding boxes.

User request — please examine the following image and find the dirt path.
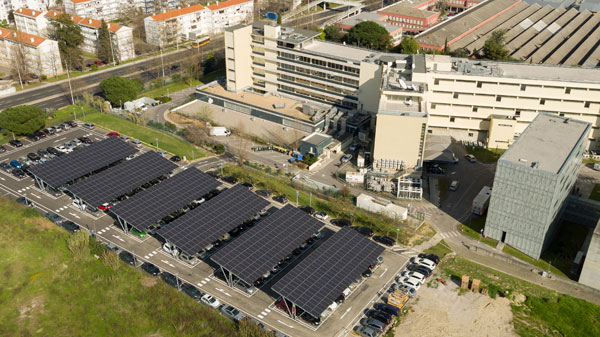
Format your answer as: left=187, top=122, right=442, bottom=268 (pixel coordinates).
left=397, top=282, right=517, bottom=337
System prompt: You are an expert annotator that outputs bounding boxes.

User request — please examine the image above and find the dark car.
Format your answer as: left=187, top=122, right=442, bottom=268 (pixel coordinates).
left=273, top=195, right=288, bottom=204
left=406, top=263, right=432, bottom=277
left=78, top=136, right=92, bottom=144
left=34, top=131, right=46, bottom=139
left=222, top=176, right=238, bottom=184
left=170, top=155, right=181, bottom=162
left=335, top=294, right=345, bottom=304
left=45, top=211, right=63, bottom=224
left=119, top=251, right=136, bottom=265
left=373, top=235, right=395, bottom=246
left=374, top=303, right=400, bottom=316
left=61, top=220, right=80, bottom=233
left=27, top=133, right=40, bottom=141
left=37, top=148, right=50, bottom=158
left=331, top=218, right=351, bottom=227
left=300, top=312, right=321, bottom=326
left=181, top=283, right=203, bottom=300
left=207, top=171, right=222, bottom=179
left=255, top=189, right=271, bottom=198
left=241, top=182, right=253, bottom=189
left=9, top=139, right=23, bottom=147
left=47, top=147, right=61, bottom=156
left=362, top=269, right=373, bottom=278
left=161, top=272, right=179, bottom=288
left=16, top=196, right=33, bottom=207
left=66, top=121, right=78, bottom=127
left=418, top=253, right=440, bottom=265
left=12, top=169, right=26, bottom=178
left=365, top=310, right=392, bottom=325
left=141, top=262, right=160, bottom=276
left=300, top=206, right=315, bottom=215
left=0, top=145, right=5, bottom=153
left=27, top=152, right=41, bottom=162
left=353, top=226, right=373, bottom=237
left=1, top=162, right=12, bottom=172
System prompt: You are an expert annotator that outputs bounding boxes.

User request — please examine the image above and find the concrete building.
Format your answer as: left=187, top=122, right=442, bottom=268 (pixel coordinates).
left=15, top=9, right=134, bottom=62
left=356, top=193, right=408, bottom=220
left=144, top=0, right=253, bottom=47
left=579, top=221, right=600, bottom=291
left=298, top=132, right=333, bottom=157
left=0, top=0, right=57, bottom=22
left=63, top=0, right=127, bottom=21
left=484, top=113, right=590, bottom=259
left=337, top=12, right=403, bottom=46
left=377, top=0, right=441, bottom=34
left=0, top=27, right=63, bottom=76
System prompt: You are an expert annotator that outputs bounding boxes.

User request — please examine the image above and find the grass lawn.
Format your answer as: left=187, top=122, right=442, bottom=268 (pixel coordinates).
left=502, top=245, right=567, bottom=278
left=424, top=240, right=453, bottom=260
left=141, top=79, right=202, bottom=99
left=465, top=145, right=505, bottom=164
left=440, top=256, right=600, bottom=337
left=0, top=197, right=245, bottom=337
left=459, top=215, right=498, bottom=248
left=589, top=184, right=600, bottom=201
left=583, top=158, right=598, bottom=164
left=438, top=177, right=451, bottom=201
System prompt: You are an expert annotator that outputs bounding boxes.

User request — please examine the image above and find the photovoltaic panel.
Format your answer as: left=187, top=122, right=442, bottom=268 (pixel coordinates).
left=271, top=226, right=385, bottom=318
left=110, top=167, right=220, bottom=231
left=158, top=184, right=270, bottom=255
left=211, top=205, right=324, bottom=285
left=67, top=151, right=178, bottom=207
left=28, top=137, right=137, bottom=188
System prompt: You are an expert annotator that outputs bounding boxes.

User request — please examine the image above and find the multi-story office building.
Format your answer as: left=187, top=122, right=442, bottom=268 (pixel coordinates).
left=15, top=9, right=134, bottom=62
left=484, top=113, right=590, bottom=259
left=144, top=0, right=253, bottom=47
left=0, top=27, right=63, bottom=76
left=226, top=23, right=600, bottom=172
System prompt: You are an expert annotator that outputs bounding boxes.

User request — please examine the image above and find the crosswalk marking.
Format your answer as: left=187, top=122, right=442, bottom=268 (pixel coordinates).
left=440, top=231, right=460, bottom=239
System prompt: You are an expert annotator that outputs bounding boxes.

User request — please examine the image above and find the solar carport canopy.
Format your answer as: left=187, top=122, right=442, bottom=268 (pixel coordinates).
left=28, top=137, right=137, bottom=188
left=211, top=204, right=324, bottom=285
left=110, top=167, right=220, bottom=231
left=272, top=226, right=385, bottom=318
left=67, top=151, right=177, bottom=207
left=158, top=184, right=270, bottom=255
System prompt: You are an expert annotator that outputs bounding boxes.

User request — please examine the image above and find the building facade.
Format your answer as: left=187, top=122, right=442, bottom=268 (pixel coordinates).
left=0, top=0, right=57, bottom=21
left=144, top=0, right=253, bottom=47
left=14, top=7, right=47, bottom=35
left=63, top=0, right=127, bottom=21
left=484, top=113, right=590, bottom=259
left=0, top=27, right=63, bottom=76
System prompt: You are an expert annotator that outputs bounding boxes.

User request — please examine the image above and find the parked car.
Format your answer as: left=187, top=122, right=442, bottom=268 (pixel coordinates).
left=54, top=125, right=63, bottom=133
left=410, top=257, right=437, bottom=270
left=360, top=318, right=386, bottom=333
left=341, top=154, right=353, bottom=163
left=98, top=203, right=112, bottom=211
left=141, top=262, right=160, bottom=276
left=47, top=147, right=61, bottom=156
left=398, top=270, right=426, bottom=283
left=60, top=220, right=80, bottom=233
left=365, top=310, right=392, bottom=325
left=449, top=180, right=459, bottom=191
left=273, top=195, right=288, bottom=204
left=331, top=218, right=351, bottom=227
left=417, top=253, right=440, bottom=265
left=66, top=120, right=77, bottom=127
left=78, top=136, right=93, bottom=144
left=276, top=298, right=295, bottom=314
left=10, top=160, right=22, bottom=169
left=9, top=139, right=23, bottom=147
left=300, top=312, right=321, bottom=326
left=160, top=272, right=179, bottom=288
left=83, top=123, right=95, bottom=129
left=406, top=264, right=432, bottom=277
left=207, top=171, right=222, bottom=179
left=354, top=326, right=380, bottom=337
left=27, top=152, right=41, bottom=162
left=130, top=139, right=142, bottom=148
left=373, top=235, right=395, bottom=246
left=362, top=269, right=373, bottom=278
left=0, top=145, right=5, bottom=153
left=241, top=182, right=253, bottom=190
left=43, top=127, right=55, bottom=135
left=16, top=197, right=33, bottom=207
left=353, top=226, right=373, bottom=237
left=107, top=132, right=120, bottom=137
left=300, top=206, right=315, bottom=215
left=428, top=164, right=445, bottom=175
left=255, top=189, right=271, bottom=198
left=37, top=149, right=50, bottom=158
left=314, top=212, right=328, bottom=220
left=12, top=169, right=26, bottom=178
left=45, top=211, right=63, bottom=224
left=181, top=283, right=203, bottom=300
left=220, top=305, right=244, bottom=322
left=374, top=303, right=401, bottom=316
left=119, top=251, right=136, bottom=265
left=222, top=176, right=238, bottom=184
left=389, top=283, right=417, bottom=298
left=465, top=154, right=476, bottom=163
left=201, top=294, right=220, bottom=309
left=1, top=162, right=13, bottom=172
left=130, top=228, right=146, bottom=238
left=170, top=155, right=181, bottom=162
left=27, top=133, right=40, bottom=141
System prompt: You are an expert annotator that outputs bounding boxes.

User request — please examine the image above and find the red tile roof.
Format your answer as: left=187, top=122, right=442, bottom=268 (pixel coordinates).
left=0, top=27, right=46, bottom=47
left=208, top=0, right=252, bottom=11
left=150, top=4, right=205, bottom=21
left=14, top=7, right=44, bottom=18
left=45, top=11, right=124, bottom=32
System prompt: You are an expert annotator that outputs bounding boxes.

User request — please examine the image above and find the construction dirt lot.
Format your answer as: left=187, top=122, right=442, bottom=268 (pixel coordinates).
left=397, top=281, right=517, bottom=337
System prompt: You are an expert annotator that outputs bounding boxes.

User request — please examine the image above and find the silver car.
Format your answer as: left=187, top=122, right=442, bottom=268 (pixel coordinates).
left=360, top=318, right=385, bottom=333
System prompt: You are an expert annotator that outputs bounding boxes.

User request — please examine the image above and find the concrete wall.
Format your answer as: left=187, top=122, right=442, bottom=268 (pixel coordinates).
left=488, top=115, right=516, bottom=149
left=225, top=25, right=252, bottom=92
left=373, top=113, right=427, bottom=171
left=580, top=222, right=600, bottom=291
left=358, top=61, right=382, bottom=114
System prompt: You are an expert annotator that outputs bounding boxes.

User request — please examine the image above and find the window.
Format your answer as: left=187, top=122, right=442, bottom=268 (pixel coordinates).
left=453, top=93, right=459, bottom=99
left=585, top=101, right=590, bottom=108
left=565, top=87, right=571, bottom=94
left=540, top=98, right=545, bottom=105
left=515, top=110, right=521, bottom=116
left=428, top=129, right=433, bottom=134
left=468, top=133, right=473, bottom=137
left=496, top=96, right=502, bottom=102
left=434, top=79, right=439, bottom=85
left=477, top=81, right=482, bottom=88
left=450, top=117, right=455, bottom=122
left=431, top=103, right=436, bottom=109
left=559, top=113, right=564, bottom=117
left=520, top=84, right=526, bottom=91
left=472, top=106, right=478, bottom=112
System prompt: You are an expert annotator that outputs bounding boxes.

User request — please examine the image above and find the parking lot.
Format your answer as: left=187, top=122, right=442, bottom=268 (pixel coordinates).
left=0, top=123, right=417, bottom=337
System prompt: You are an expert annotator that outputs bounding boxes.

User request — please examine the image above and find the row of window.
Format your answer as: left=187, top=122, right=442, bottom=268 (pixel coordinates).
left=278, top=84, right=358, bottom=108
left=435, top=78, right=600, bottom=96
left=277, top=51, right=360, bottom=76
left=278, top=62, right=359, bottom=87
left=279, top=74, right=357, bottom=97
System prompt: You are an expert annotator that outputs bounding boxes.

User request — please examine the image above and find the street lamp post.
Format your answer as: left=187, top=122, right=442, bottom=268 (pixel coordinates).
left=155, top=138, right=159, bottom=152
left=73, top=107, right=76, bottom=120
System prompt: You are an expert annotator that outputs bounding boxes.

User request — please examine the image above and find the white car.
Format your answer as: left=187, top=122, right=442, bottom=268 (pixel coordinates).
left=396, top=276, right=421, bottom=290
left=201, top=294, right=220, bottom=309
left=72, top=199, right=85, bottom=209
left=314, top=212, right=328, bottom=220
left=57, top=145, right=72, bottom=153
left=341, top=154, right=352, bottom=163
left=398, top=270, right=426, bottom=284
left=410, top=257, right=436, bottom=270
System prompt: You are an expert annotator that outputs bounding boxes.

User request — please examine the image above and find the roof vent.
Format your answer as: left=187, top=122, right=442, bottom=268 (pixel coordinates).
left=519, top=158, right=528, bottom=163
left=88, top=19, right=92, bottom=24
left=32, top=11, right=35, bottom=15
left=30, top=37, right=34, bottom=43
left=531, top=162, right=539, bottom=169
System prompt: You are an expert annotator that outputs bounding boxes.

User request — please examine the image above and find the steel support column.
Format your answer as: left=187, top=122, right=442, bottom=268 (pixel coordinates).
left=116, top=216, right=129, bottom=234
left=282, top=296, right=296, bottom=319
left=34, top=176, right=46, bottom=191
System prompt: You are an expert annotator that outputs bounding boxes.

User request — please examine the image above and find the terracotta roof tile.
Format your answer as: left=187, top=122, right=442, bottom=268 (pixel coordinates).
left=45, top=11, right=123, bottom=32
left=150, top=4, right=205, bottom=21
left=0, top=27, right=46, bottom=47
left=208, top=0, right=252, bottom=11
left=14, top=7, right=45, bottom=18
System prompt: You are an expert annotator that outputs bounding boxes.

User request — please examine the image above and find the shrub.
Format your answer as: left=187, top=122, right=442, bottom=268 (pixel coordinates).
left=214, top=144, right=225, bottom=154
left=90, top=64, right=98, bottom=71
left=154, top=96, right=172, bottom=103
left=164, top=121, right=177, bottom=133
left=147, top=120, right=164, bottom=130
left=41, top=74, right=47, bottom=80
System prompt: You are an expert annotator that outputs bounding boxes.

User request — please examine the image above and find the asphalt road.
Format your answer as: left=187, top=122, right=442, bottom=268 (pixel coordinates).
left=0, top=36, right=223, bottom=111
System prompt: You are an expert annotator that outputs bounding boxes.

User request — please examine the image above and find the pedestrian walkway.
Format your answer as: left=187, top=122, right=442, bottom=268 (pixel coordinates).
left=439, top=230, right=461, bottom=239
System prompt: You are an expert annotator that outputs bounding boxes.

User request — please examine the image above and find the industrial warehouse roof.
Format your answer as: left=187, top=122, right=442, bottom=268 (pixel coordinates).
left=211, top=205, right=324, bottom=285
left=272, top=227, right=384, bottom=318
left=501, top=113, right=590, bottom=174
left=28, top=137, right=137, bottom=188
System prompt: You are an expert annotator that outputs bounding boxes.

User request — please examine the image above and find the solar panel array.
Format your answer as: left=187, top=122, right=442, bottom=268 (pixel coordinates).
left=110, top=167, right=220, bottom=231
left=28, top=137, right=138, bottom=188
left=158, top=184, right=270, bottom=255
left=211, top=205, right=324, bottom=284
left=272, top=226, right=385, bottom=318
left=67, top=151, right=178, bottom=207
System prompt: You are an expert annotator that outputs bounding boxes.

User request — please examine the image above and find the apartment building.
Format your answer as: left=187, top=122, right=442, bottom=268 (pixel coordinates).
left=0, top=27, right=63, bottom=76
left=63, top=0, right=126, bottom=21
left=0, top=0, right=57, bottom=21
left=15, top=9, right=134, bottom=62
left=144, top=0, right=253, bottom=46
left=484, top=113, right=590, bottom=259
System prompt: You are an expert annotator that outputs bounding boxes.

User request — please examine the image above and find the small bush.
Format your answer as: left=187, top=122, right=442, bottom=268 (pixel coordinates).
left=154, top=96, right=172, bottom=103
left=486, top=283, right=500, bottom=299
left=41, top=75, right=47, bottom=80
left=164, top=121, right=177, bottom=133
left=214, top=144, right=225, bottom=154
left=147, top=120, right=164, bottom=130
left=90, top=64, right=98, bottom=71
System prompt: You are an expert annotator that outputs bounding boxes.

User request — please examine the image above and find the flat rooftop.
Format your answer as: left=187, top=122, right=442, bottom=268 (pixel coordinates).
left=302, top=132, right=331, bottom=145
left=378, top=3, right=438, bottom=18
left=501, top=113, right=590, bottom=174
left=202, top=83, right=312, bottom=121
left=302, top=39, right=376, bottom=63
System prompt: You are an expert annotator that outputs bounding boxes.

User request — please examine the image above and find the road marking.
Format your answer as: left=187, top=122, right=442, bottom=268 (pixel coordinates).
left=380, top=267, right=388, bottom=278
left=54, top=137, right=66, bottom=143
left=277, top=320, right=294, bottom=329
left=258, top=314, right=264, bottom=319
left=30, top=193, right=42, bottom=199
left=204, top=277, right=210, bottom=282
left=111, top=234, right=125, bottom=242
left=261, top=311, right=267, bottom=316
left=0, top=176, right=4, bottom=181
left=264, top=308, right=270, bottom=313
left=144, top=255, right=149, bottom=259
left=201, top=280, right=207, bottom=284
left=197, top=282, right=204, bottom=287
left=215, top=287, right=232, bottom=297
left=55, top=209, right=61, bottom=212
left=160, top=259, right=175, bottom=268
left=69, top=212, right=81, bottom=219
left=340, top=306, right=352, bottom=319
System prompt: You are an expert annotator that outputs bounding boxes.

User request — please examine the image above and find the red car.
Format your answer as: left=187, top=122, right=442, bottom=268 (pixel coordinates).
left=94, top=61, right=104, bottom=66
left=98, top=203, right=112, bottom=211
left=107, top=132, right=120, bottom=137
left=276, top=299, right=295, bottom=314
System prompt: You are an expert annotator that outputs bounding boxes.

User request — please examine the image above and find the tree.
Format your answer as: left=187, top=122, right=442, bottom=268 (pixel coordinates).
left=182, top=125, right=210, bottom=146
left=398, top=36, right=419, bottom=54
left=99, top=76, right=140, bottom=107
left=324, top=25, right=343, bottom=42
left=482, top=30, right=509, bottom=61
left=0, top=20, right=8, bottom=28
left=0, top=105, right=45, bottom=135
left=346, top=21, right=392, bottom=51
left=50, top=13, right=84, bottom=70
left=450, top=47, right=470, bottom=58
left=97, top=20, right=114, bottom=64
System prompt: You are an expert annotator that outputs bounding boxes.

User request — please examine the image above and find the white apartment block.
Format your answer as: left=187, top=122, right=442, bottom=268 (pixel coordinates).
left=226, top=23, right=600, bottom=171
left=63, top=0, right=126, bottom=21
left=0, top=0, right=57, bottom=21
left=15, top=8, right=134, bottom=62
left=144, top=0, right=253, bottom=47
left=0, top=27, right=63, bottom=76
